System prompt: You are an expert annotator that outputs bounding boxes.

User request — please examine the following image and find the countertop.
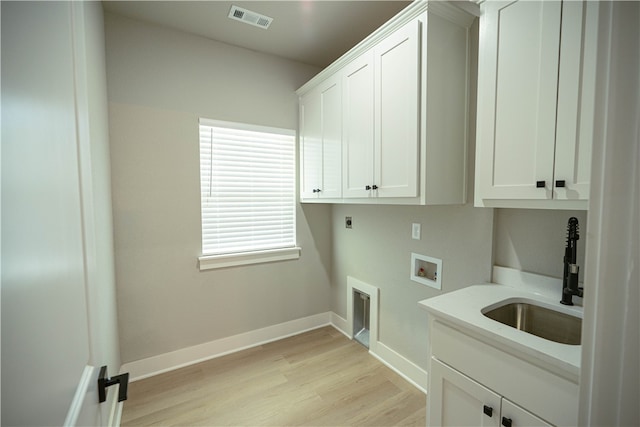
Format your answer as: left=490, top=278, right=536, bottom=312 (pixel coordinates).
left=418, top=267, right=583, bottom=380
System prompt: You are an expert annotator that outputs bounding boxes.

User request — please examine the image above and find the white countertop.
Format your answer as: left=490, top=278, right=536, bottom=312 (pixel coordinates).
left=418, top=267, right=583, bottom=380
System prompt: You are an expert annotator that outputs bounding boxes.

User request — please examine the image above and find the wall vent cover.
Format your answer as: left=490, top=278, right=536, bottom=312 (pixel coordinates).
left=228, top=5, right=273, bottom=29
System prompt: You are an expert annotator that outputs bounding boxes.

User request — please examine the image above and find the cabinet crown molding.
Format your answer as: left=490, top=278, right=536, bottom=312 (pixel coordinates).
left=296, top=0, right=475, bottom=96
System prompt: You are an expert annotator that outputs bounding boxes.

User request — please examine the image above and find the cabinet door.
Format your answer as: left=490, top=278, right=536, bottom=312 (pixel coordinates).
left=476, top=0, right=562, bottom=200
left=502, top=399, right=553, bottom=427
left=375, top=19, right=421, bottom=198
left=342, top=52, right=375, bottom=198
left=300, top=88, right=322, bottom=198
left=428, top=359, right=501, bottom=427
left=554, top=0, right=597, bottom=201
left=319, top=74, right=342, bottom=198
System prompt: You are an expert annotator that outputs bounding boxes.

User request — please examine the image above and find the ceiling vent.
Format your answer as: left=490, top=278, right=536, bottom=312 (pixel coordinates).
left=228, top=5, right=273, bottom=29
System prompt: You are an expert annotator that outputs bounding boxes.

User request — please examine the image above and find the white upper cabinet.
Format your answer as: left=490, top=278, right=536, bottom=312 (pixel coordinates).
left=343, top=20, right=420, bottom=199
left=300, top=73, right=342, bottom=199
left=375, top=20, right=421, bottom=198
left=554, top=1, right=598, bottom=202
left=298, top=1, right=474, bottom=205
left=300, top=85, right=322, bottom=199
left=475, top=0, right=599, bottom=209
left=342, top=51, right=375, bottom=198
left=477, top=1, right=561, bottom=201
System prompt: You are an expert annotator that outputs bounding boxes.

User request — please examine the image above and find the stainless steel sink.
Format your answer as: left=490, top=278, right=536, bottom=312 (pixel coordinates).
left=482, top=301, right=582, bottom=345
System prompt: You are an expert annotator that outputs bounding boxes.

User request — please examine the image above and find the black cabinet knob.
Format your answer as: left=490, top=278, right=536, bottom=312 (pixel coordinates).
left=365, top=185, right=371, bottom=190
left=555, top=180, right=566, bottom=188
left=502, top=417, right=512, bottom=427
left=372, top=185, right=378, bottom=190
left=483, top=405, right=493, bottom=417
left=536, top=180, right=546, bottom=188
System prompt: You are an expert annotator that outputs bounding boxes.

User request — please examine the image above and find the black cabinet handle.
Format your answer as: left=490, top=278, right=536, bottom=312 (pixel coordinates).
left=372, top=185, right=378, bottom=190
left=365, top=185, right=371, bottom=190
left=555, top=180, right=566, bottom=188
left=502, top=416, right=512, bottom=427
left=483, top=405, right=493, bottom=417
left=536, top=180, right=546, bottom=188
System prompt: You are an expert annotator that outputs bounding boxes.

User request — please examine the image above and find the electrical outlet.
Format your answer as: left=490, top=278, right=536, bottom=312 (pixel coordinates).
left=412, top=223, right=421, bottom=240
left=346, top=216, right=353, bottom=229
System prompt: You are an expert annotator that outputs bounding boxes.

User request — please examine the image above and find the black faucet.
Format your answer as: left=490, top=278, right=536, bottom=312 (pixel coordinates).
left=561, top=217, right=583, bottom=305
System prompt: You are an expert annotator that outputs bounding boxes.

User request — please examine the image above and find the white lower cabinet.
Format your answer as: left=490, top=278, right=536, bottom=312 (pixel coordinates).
left=501, top=400, right=552, bottom=427
left=427, top=320, right=578, bottom=427
left=429, top=359, right=551, bottom=427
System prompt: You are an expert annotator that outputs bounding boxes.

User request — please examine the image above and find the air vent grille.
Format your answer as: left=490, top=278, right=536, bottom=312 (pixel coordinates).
left=228, top=5, right=273, bottom=29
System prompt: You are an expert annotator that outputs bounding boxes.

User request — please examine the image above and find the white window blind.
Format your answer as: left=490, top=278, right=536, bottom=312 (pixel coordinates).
left=199, top=119, right=296, bottom=259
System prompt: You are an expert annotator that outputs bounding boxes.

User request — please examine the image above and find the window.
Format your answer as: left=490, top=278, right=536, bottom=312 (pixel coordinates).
left=198, top=118, right=300, bottom=270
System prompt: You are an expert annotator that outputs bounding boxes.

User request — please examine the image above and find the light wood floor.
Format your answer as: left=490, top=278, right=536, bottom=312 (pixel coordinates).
left=121, top=326, right=426, bottom=426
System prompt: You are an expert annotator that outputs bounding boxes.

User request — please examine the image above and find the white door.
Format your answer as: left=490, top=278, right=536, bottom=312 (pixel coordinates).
left=475, top=0, right=561, bottom=200
left=2, top=2, right=121, bottom=425
left=428, top=359, right=501, bottom=427
left=375, top=19, right=421, bottom=198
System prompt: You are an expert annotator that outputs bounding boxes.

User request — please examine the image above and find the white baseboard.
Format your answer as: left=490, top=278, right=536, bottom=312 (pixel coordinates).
left=330, top=312, right=427, bottom=393
left=330, top=312, right=349, bottom=337
left=122, top=312, right=332, bottom=381
left=120, top=310, right=428, bottom=396
left=370, top=342, right=428, bottom=393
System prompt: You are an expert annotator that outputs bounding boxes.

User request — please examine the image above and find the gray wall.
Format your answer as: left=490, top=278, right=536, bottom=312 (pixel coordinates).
left=331, top=203, right=494, bottom=367
left=329, top=202, right=587, bottom=372
left=105, top=13, right=332, bottom=364
left=105, top=12, right=590, bottom=372
left=493, top=209, right=588, bottom=282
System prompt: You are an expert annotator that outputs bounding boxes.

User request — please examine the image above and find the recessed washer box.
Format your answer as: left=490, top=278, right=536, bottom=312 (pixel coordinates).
left=411, top=253, right=442, bottom=290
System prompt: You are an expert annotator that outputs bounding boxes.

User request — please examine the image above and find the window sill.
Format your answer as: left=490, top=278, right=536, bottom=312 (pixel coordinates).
left=198, top=247, right=301, bottom=271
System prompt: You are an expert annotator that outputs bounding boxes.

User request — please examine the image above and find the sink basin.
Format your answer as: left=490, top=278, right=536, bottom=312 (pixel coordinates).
left=483, top=301, right=582, bottom=345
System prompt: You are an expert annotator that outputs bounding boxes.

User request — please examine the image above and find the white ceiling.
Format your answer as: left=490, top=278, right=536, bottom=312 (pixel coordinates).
left=102, top=1, right=413, bottom=68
